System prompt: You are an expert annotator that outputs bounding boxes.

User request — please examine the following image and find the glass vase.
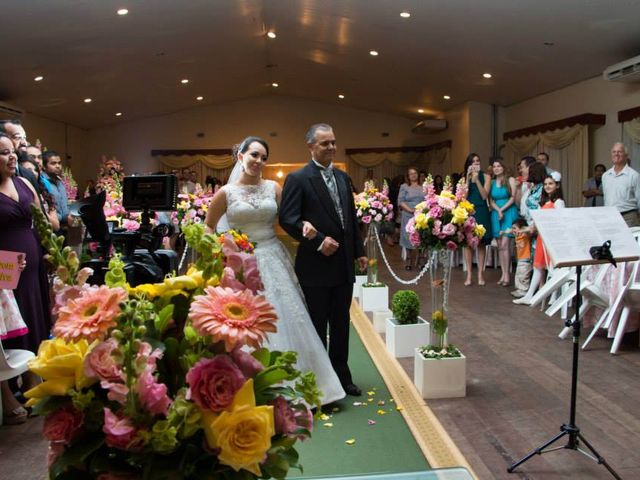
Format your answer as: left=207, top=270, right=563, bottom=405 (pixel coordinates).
left=428, top=249, right=453, bottom=349
left=366, top=222, right=380, bottom=285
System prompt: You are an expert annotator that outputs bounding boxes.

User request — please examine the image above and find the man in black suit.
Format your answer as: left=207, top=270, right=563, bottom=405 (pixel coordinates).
left=279, top=123, right=367, bottom=396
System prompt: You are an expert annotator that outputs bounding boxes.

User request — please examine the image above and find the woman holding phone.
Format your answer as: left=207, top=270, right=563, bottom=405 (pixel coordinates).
left=462, top=153, right=492, bottom=286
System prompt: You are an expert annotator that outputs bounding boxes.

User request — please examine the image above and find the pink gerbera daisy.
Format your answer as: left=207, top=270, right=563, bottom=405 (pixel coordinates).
left=54, top=286, right=127, bottom=342
left=189, top=286, right=277, bottom=351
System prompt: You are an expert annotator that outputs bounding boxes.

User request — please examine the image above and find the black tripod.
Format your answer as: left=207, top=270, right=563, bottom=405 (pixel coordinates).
left=507, top=261, right=622, bottom=479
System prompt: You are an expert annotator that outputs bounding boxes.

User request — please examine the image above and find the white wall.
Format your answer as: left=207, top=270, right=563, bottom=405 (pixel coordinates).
left=502, top=75, right=640, bottom=169
left=83, top=96, right=426, bottom=185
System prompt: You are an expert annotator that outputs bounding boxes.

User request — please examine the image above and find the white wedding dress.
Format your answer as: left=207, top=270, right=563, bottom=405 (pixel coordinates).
left=224, top=180, right=346, bottom=405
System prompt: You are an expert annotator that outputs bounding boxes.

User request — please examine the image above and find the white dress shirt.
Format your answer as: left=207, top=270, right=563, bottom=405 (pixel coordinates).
left=602, top=164, right=640, bottom=212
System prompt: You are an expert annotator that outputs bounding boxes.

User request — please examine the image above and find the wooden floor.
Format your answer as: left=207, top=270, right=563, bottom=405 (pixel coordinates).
left=375, top=243, right=640, bottom=479
left=2, top=243, right=640, bottom=479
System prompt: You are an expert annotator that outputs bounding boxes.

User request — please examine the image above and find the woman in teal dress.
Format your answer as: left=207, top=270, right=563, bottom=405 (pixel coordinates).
left=489, top=158, right=518, bottom=286
left=463, top=153, right=492, bottom=286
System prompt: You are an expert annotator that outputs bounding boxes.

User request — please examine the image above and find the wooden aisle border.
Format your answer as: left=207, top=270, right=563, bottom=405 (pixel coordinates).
left=350, top=300, right=477, bottom=479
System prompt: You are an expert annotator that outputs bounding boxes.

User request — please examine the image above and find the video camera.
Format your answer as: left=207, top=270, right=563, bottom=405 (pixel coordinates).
left=71, top=174, right=179, bottom=286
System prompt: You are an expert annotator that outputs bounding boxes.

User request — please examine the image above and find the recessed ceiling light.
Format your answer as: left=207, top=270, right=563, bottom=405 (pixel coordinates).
left=115, top=112, right=122, bottom=117
left=400, top=12, right=411, bottom=18
left=418, top=109, right=424, bottom=113
left=443, top=95, right=451, bottom=100
left=483, top=73, right=492, bottom=79
left=369, top=50, right=379, bottom=56
left=34, top=76, right=44, bottom=82
left=267, top=31, right=277, bottom=39
left=181, top=79, right=189, bottom=84
left=84, top=98, right=92, bottom=103
left=117, top=8, right=128, bottom=16
left=271, top=82, right=279, bottom=88
left=338, top=94, right=345, bottom=99
left=196, top=96, right=204, bottom=101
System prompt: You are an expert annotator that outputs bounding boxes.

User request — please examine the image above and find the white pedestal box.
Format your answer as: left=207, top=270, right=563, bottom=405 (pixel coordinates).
left=360, top=285, right=389, bottom=312
left=372, top=309, right=392, bottom=334
left=413, top=349, right=466, bottom=399
left=353, top=275, right=367, bottom=300
left=385, top=317, right=430, bottom=358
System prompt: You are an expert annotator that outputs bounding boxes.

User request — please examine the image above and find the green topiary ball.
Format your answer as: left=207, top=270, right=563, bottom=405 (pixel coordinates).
left=391, top=290, right=421, bottom=325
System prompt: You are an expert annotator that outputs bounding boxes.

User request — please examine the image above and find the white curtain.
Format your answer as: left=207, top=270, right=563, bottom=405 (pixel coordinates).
left=346, top=144, right=451, bottom=191
left=622, top=117, right=640, bottom=172
left=154, top=152, right=236, bottom=185
left=504, top=124, right=589, bottom=207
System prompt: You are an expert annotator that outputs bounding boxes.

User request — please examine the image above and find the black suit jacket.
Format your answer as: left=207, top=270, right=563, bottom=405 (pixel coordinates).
left=279, top=161, right=365, bottom=287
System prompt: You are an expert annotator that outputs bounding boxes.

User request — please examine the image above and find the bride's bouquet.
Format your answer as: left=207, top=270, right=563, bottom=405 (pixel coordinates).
left=28, top=209, right=319, bottom=480
left=353, top=180, right=394, bottom=224
left=406, top=175, right=485, bottom=251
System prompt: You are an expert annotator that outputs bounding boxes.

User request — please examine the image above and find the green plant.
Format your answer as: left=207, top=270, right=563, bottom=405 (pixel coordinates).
left=391, top=290, right=421, bottom=325
left=418, top=344, right=462, bottom=359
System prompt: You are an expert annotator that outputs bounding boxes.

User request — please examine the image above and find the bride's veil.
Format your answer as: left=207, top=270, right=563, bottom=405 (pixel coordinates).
left=216, top=144, right=242, bottom=232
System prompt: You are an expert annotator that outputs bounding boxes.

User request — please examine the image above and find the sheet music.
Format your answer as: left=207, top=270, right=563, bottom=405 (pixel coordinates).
left=531, top=207, right=640, bottom=267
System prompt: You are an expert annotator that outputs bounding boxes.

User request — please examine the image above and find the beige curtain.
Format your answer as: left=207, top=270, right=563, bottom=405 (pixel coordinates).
left=155, top=153, right=236, bottom=185
left=505, top=124, right=589, bottom=207
left=622, top=118, right=640, bottom=171
left=346, top=145, right=451, bottom=191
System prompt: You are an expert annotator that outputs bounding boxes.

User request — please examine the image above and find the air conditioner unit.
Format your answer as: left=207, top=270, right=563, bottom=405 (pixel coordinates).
left=412, top=118, right=447, bottom=134
left=0, top=101, right=25, bottom=118
left=603, top=54, right=640, bottom=82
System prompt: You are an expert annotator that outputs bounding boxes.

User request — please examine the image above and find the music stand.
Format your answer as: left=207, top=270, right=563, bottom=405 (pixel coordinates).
left=507, top=207, right=640, bottom=479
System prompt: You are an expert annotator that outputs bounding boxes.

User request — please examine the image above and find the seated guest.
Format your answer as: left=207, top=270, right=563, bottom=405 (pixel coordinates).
left=602, top=142, right=640, bottom=227
left=41, top=150, right=71, bottom=235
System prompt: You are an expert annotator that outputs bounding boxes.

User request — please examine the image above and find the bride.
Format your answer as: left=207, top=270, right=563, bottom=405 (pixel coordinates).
left=204, top=136, right=346, bottom=405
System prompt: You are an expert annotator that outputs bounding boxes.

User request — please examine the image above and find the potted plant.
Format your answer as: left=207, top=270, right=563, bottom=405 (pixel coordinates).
left=385, top=290, right=430, bottom=357
left=414, top=344, right=466, bottom=398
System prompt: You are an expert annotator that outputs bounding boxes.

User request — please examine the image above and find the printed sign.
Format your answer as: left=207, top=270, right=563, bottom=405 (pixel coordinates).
left=0, top=250, right=24, bottom=289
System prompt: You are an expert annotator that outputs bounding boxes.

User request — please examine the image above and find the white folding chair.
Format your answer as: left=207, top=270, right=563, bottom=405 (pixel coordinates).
left=0, top=340, right=35, bottom=425
left=528, top=266, right=575, bottom=309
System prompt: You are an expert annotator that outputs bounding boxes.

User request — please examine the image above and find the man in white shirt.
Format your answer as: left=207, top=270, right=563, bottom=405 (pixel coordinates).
left=602, top=142, right=640, bottom=226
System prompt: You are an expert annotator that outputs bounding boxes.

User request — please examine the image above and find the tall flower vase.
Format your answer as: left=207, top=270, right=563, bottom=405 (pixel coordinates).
left=428, top=249, right=453, bottom=349
left=366, top=222, right=380, bottom=284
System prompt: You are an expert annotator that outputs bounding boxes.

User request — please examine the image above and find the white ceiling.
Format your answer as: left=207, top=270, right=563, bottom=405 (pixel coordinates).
left=1, top=0, right=639, bottom=129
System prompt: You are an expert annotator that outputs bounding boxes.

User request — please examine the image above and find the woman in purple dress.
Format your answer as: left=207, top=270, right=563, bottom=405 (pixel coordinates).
left=0, top=134, right=51, bottom=366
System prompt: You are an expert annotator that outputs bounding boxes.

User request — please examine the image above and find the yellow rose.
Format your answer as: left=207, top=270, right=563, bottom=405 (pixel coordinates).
left=201, top=380, right=274, bottom=476
left=25, top=338, right=98, bottom=407
left=414, top=202, right=427, bottom=214
left=451, top=206, right=468, bottom=225
left=474, top=224, right=486, bottom=237
left=129, top=273, right=203, bottom=299
left=459, top=200, right=475, bottom=213
left=440, top=191, right=456, bottom=200
left=414, top=213, right=428, bottom=229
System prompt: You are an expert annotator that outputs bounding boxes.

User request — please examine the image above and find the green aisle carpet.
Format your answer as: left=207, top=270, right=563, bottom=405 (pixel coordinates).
left=291, top=326, right=430, bottom=478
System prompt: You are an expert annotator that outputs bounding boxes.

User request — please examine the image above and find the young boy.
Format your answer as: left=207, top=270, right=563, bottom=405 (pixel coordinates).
left=501, top=218, right=532, bottom=298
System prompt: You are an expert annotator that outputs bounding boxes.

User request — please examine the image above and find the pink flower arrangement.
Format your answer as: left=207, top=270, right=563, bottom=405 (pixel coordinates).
left=173, top=188, right=215, bottom=227
left=60, top=166, right=78, bottom=202
left=406, top=175, right=486, bottom=251
left=353, top=180, right=394, bottom=224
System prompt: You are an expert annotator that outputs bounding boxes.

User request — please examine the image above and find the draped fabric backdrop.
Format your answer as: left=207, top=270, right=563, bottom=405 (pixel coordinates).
left=622, top=117, right=640, bottom=172
left=152, top=151, right=235, bottom=185
left=346, top=143, right=451, bottom=191
left=504, top=124, right=589, bottom=207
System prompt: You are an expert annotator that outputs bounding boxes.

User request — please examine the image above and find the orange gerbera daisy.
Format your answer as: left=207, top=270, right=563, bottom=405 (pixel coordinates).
left=189, top=286, right=277, bottom=351
left=54, top=285, right=127, bottom=342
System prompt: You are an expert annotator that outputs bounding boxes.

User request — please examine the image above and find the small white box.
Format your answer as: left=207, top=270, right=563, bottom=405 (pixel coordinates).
left=372, top=309, right=392, bottom=333
left=414, top=349, right=466, bottom=399
left=385, top=317, right=430, bottom=357
left=353, top=275, right=367, bottom=299
left=360, top=284, right=389, bottom=311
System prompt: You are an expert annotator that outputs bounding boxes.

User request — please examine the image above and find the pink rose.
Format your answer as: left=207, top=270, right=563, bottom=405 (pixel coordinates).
left=405, top=218, right=416, bottom=235
left=446, top=241, right=458, bottom=251
left=432, top=220, right=442, bottom=236
left=43, top=406, right=84, bottom=444
left=362, top=215, right=372, bottom=224
left=230, top=347, right=264, bottom=378
left=441, top=223, right=456, bottom=236
left=271, top=396, right=314, bottom=440
left=186, top=355, right=246, bottom=411
left=467, top=236, right=480, bottom=249
left=409, top=231, right=421, bottom=246
left=136, top=370, right=172, bottom=416
left=85, top=339, right=122, bottom=382
left=103, top=409, right=142, bottom=451
left=427, top=206, right=443, bottom=219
